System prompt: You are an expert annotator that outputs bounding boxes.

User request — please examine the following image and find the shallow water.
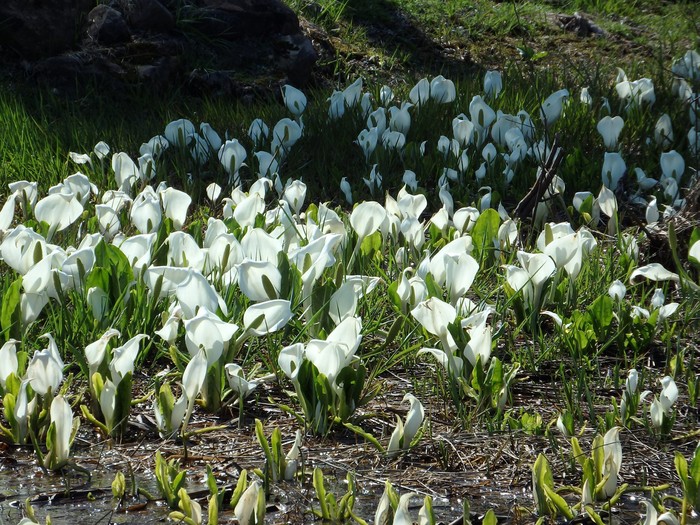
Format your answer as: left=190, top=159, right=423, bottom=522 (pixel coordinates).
left=0, top=451, right=479, bottom=524
left=0, top=452, right=163, bottom=524
left=2, top=440, right=697, bottom=525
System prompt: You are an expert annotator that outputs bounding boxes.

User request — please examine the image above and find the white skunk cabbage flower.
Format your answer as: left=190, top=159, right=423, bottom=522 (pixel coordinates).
left=387, top=393, right=424, bottom=455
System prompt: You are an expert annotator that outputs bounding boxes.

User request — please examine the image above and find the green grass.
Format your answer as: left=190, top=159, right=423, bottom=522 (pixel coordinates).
left=0, top=0, right=698, bottom=195
left=283, top=0, right=699, bottom=85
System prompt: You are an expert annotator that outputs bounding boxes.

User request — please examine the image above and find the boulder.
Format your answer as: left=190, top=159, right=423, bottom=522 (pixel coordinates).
left=0, top=0, right=93, bottom=59
left=118, top=0, right=176, bottom=34
left=86, top=5, right=132, bottom=45
left=0, top=0, right=318, bottom=94
left=182, top=0, right=300, bottom=39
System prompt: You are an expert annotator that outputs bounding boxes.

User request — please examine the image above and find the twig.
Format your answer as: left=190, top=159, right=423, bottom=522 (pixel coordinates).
left=513, top=134, right=566, bottom=224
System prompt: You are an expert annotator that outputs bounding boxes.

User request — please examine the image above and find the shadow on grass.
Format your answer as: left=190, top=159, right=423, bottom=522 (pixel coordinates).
left=325, top=0, right=481, bottom=79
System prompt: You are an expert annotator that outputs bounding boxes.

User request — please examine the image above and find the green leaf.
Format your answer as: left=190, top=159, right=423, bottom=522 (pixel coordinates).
left=669, top=222, right=700, bottom=292
left=423, top=272, right=442, bottom=299
left=421, top=495, right=436, bottom=525
left=690, top=231, right=700, bottom=269
left=383, top=316, right=404, bottom=349
left=587, top=294, right=613, bottom=338
left=206, top=465, right=219, bottom=501
left=208, top=493, right=219, bottom=525
left=2, top=393, right=18, bottom=442
left=255, top=419, right=272, bottom=465
left=579, top=195, right=594, bottom=217
left=230, top=469, right=248, bottom=509
left=271, top=427, right=283, bottom=479
left=277, top=252, right=292, bottom=299
left=360, top=230, right=382, bottom=257
left=584, top=505, right=606, bottom=525
left=343, top=421, right=385, bottom=453
left=114, top=372, right=133, bottom=436
left=559, top=410, right=574, bottom=436
left=112, top=471, right=126, bottom=500
left=518, top=45, right=535, bottom=60
left=387, top=280, right=403, bottom=312
left=43, top=421, right=58, bottom=470
left=676, top=451, right=690, bottom=492
left=1, top=277, right=22, bottom=340
left=690, top=227, right=700, bottom=251
left=255, top=484, right=266, bottom=525
left=520, top=412, right=542, bottom=434
left=533, top=453, right=553, bottom=516
left=261, top=274, right=278, bottom=301
left=690, top=443, right=700, bottom=486
left=80, top=404, right=109, bottom=435
left=463, top=498, right=472, bottom=525
left=172, top=470, right=186, bottom=497
left=482, top=509, right=497, bottom=525
left=543, top=483, right=574, bottom=519
left=313, top=467, right=330, bottom=520
left=471, top=209, right=500, bottom=267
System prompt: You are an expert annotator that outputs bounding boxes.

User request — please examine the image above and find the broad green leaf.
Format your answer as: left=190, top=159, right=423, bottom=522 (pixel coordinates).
left=313, top=467, right=329, bottom=519
left=383, top=316, right=404, bottom=348
left=571, top=437, right=587, bottom=467
left=676, top=452, right=689, bottom=491
left=587, top=294, right=613, bottom=337
left=112, top=471, right=126, bottom=500
left=114, top=372, right=133, bottom=436
left=208, top=493, right=219, bottom=525
left=1, top=277, right=22, bottom=340
left=261, top=274, right=278, bottom=300
left=471, top=208, right=500, bottom=267
left=230, top=469, right=248, bottom=509
left=387, top=280, right=403, bottom=312
left=543, top=484, right=574, bottom=519
left=360, top=230, right=382, bottom=257
left=277, top=252, right=292, bottom=298
left=533, top=453, right=553, bottom=516
left=423, top=272, right=442, bottom=299
left=592, top=434, right=605, bottom=481
left=255, top=484, right=266, bottom=524
left=482, top=509, right=497, bottom=525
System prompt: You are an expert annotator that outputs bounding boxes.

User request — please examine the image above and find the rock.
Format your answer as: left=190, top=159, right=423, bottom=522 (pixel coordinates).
left=188, top=69, right=236, bottom=97
left=1, top=0, right=318, bottom=94
left=136, top=56, right=180, bottom=88
left=0, top=0, right=93, bottom=59
left=286, top=35, right=318, bottom=87
left=87, top=5, right=132, bottom=45
left=31, top=53, right=127, bottom=93
left=118, top=0, right=176, bottom=34
left=182, top=0, right=300, bottom=39
left=556, top=12, right=605, bottom=38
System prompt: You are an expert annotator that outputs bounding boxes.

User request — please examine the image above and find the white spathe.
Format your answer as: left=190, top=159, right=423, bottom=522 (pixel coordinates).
left=597, top=115, right=624, bottom=150
left=237, top=259, right=282, bottom=302
left=160, top=187, right=192, bottom=230
left=34, top=193, right=83, bottom=236
left=282, top=85, right=307, bottom=117
left=243, top=299, right=293, bottom=336
left=601, top=152, right=626, bottom=190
